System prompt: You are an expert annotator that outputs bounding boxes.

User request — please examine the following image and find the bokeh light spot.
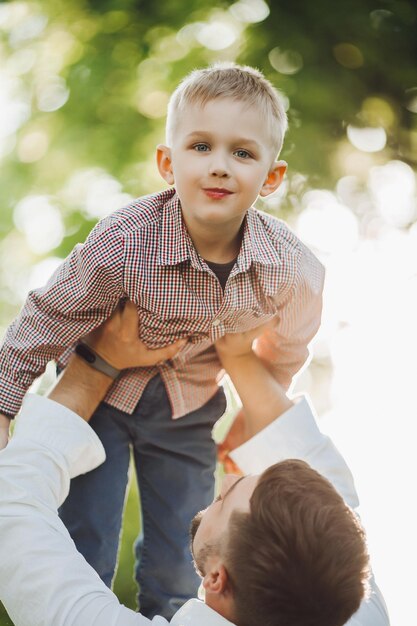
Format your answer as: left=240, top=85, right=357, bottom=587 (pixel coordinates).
left=136, top=90, right=170, bottom=119
left=347, top=125, right=386, bottom=152
left=229, top=0, right=270, bottom=23
left=369, top=160, right=416, bottom=228
left=62, top=168, right=132, bottom=219
left=405, top=87, right=417, bottom=114
left=269, top=47, right=303, bottom=75
left=333, top=43, right=364, bottom=69
left=361, top=97, right=395, bottom=128
left=13, top=196, right=64, bottom=255
left=297, top=190, right=359, bottom=254
left=9, top=13, right=48, bottom=46
left=102, top=11, right=129, bottom=34
left=196, top=21, right=237, bottom=50
left=18, top=129, right=49, bottom=162
left=36, top=77, right=69, bottom=112
left=370, top=9, right=394, bottom=31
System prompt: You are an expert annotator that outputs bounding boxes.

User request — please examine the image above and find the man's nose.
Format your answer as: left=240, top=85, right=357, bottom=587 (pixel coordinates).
left=220, top=474, right=240, bottom=498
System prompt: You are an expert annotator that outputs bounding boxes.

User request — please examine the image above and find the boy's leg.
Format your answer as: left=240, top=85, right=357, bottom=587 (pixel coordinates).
left=131, top=374, right=227, bottom=620
left=59, top=401, right=131, bottom=587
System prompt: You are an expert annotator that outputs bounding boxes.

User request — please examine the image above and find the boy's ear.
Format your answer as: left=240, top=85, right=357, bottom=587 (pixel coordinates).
left=259, top=160, right=287, bottom=197
left=156, top=144, right=174, bottom=185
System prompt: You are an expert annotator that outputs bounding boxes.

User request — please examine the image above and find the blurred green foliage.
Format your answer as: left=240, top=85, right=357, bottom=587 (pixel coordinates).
left=0, top=0, right=416, bottom=622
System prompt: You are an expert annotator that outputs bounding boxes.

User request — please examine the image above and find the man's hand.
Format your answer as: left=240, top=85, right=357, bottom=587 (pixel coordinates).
left=217, top=409, right=248, bottom=474
left=215, top=320, right=276, bottom=470
left=85, top=300, right=186, bottom=370
left=48, top=301, right=186, bottom=421
left=215, top=319, right=292, bottom=470
left=0, top=414, right=11, bottom=450
left=215, top=318, right=275, bottom=363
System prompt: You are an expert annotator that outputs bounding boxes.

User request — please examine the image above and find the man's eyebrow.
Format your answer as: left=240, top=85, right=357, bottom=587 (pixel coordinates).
left=221, top=476, right=246, bottom=508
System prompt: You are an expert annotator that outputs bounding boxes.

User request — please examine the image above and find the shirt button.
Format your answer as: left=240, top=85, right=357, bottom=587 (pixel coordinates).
left=212, top=318, right=221, bottom=327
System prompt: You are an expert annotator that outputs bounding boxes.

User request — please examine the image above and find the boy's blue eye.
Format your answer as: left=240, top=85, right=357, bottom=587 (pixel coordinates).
left=193, top=143, right=210, bottom=152
left=234, top=149, right=251, bottom=159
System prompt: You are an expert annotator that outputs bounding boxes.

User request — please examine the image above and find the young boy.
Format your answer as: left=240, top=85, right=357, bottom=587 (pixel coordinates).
left=0, top=63, right=324, bottom=620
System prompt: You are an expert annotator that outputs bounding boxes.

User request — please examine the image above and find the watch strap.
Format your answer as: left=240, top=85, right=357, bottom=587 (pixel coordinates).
left=75, top=342, right=121, bottom=380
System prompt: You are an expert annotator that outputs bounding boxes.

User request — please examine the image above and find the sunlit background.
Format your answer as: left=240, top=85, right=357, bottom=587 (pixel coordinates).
left=1, top=1, right=416, bottom=624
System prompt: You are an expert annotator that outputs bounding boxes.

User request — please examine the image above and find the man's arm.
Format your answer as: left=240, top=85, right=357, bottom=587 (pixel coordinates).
left=216, top=333, right=390, bottom=626
left=0, top=414, right=9, bottom=448
left=220, top=246, right=324, bottom=457
left=0, top=303, right=183, bottom=626
left=216, top=328, right=358, bottom=505
left=215, top=322, right=293, bottom=438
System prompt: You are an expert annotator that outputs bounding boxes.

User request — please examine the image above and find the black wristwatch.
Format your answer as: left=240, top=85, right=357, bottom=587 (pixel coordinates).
left=75, top=342, right=121, bottom=380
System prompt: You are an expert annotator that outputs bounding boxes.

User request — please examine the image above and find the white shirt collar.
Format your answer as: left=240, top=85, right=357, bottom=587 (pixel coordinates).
left=170, top=599, right=235, bottom=625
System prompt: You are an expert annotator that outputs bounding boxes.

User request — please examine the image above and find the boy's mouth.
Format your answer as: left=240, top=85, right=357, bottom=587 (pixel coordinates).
left=203, top=188, right=234, bottom=199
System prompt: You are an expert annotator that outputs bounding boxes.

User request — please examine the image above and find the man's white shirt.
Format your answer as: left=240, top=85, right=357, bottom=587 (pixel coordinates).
left=0, top=394, right=389, bottom=626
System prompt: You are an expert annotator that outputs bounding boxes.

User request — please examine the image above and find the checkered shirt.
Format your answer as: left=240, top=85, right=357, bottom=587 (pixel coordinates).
left=0, top=188, right=324, bottom=419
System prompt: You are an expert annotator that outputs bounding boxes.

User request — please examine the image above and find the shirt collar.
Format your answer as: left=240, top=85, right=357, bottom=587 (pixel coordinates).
left=157, top=194, right=286, bottom=292
left=157, top=190, right=206, bottom=271
left=233, top=208, right=284, bottom=296
left=157, top=190, right=190, bottom=266
left=237, top=207, right=284, bottom=269
left=170, top=599, right=236, bottom=626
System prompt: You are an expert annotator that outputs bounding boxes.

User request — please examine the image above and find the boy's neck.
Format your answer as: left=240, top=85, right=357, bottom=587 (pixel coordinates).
left=186, top=220, right=243, bottom=264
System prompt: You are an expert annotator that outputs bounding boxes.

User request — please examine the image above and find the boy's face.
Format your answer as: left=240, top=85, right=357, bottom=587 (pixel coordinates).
left=157, top=98, right=286, bottom=239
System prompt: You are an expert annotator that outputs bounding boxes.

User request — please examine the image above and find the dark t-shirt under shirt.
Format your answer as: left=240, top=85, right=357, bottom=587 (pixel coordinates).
left=205, top=258, right=236, bottom=292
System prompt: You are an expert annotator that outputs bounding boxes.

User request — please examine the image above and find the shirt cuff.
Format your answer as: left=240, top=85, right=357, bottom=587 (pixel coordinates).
left=229, top=396, right=322, bottom=474
left=0, top=374, right=27, bottom=418
left=13, top=394, right=106, bottom=478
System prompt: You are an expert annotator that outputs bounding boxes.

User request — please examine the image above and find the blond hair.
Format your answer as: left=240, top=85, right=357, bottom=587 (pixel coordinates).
left=166, top=63, right=288, bottom=159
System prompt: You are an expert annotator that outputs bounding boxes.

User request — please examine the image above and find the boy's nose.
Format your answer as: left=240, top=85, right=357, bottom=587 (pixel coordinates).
left=208, top=153, right=230, bottom=177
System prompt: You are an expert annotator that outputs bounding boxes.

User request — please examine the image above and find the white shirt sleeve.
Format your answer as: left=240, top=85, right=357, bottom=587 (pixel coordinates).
left=230, top=397, right=359, bottom=507
left=229, top=396, right=390, bottom=626
left=0, top=394, right=168, bottom=626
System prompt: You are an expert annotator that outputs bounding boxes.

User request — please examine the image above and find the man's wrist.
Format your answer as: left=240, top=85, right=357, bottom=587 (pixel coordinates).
left=75, top=341, right=121, bottom=380
left=48, top=355, right=115, bottom=421
left=217, top=350, right=254, bottom=370
left=0, top=413, right=12, bottom=429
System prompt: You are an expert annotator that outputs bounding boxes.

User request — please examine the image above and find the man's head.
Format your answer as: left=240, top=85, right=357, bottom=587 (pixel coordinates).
left=191, top=460, right=370, bottom=626
left=157, top=64, right=288, bottom=237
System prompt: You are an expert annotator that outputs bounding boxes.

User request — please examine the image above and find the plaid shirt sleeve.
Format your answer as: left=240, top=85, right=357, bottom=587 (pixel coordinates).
left=0, top=217, right=125, bottom=417
left=255, top=245, right=325, bottom=390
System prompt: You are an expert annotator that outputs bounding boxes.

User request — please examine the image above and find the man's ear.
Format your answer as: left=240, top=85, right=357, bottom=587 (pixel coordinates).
left=156, top=144, right=174, bottom=185
left=203, top=563, right=235, bottom=621
left=202, top=563, right=229, bottom=596
left=259, top=160, right=287, bottom=197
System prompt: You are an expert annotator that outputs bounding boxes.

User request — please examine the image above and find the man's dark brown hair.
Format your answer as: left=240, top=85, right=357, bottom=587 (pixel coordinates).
left=225, top=459, right=370, bottom=626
